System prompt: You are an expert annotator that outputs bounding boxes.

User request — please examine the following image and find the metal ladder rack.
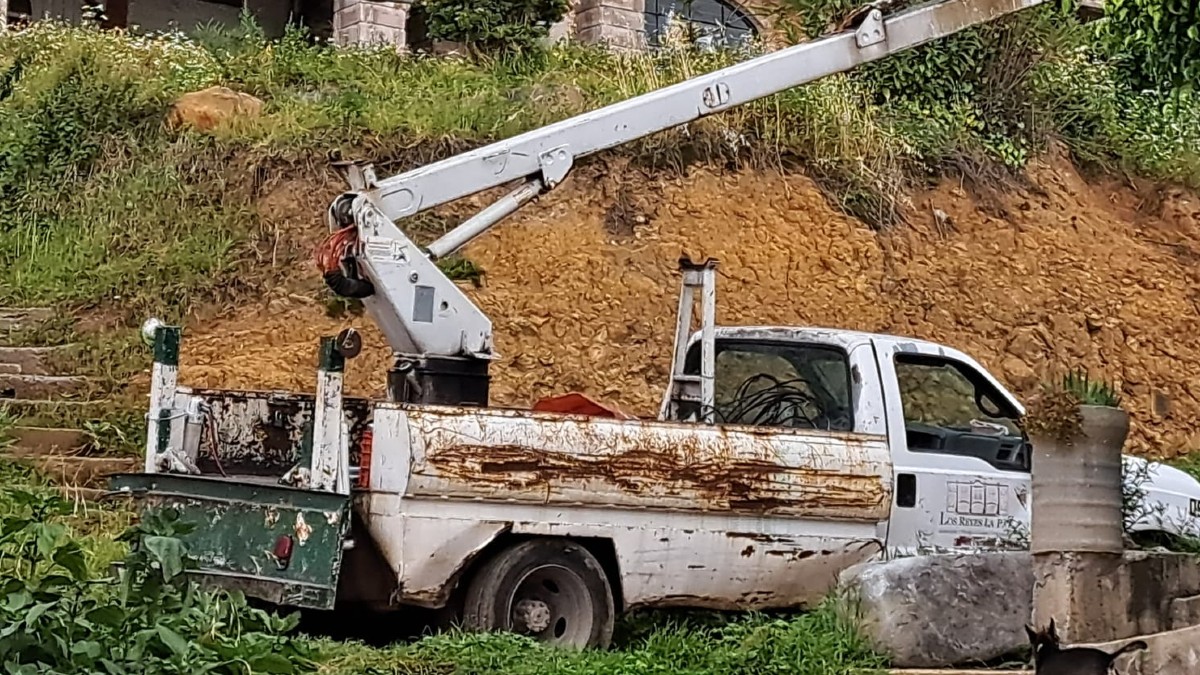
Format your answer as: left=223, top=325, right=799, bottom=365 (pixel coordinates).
left=662, top=256, right=719, bottom=423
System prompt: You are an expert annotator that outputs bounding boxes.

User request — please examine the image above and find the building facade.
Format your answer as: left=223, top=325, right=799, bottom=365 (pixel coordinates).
left=6, top=0, right=771, bottom=51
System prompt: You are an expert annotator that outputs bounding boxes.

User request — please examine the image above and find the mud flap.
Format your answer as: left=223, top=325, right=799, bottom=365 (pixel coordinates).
left=108, top=473, right=351, bottom=611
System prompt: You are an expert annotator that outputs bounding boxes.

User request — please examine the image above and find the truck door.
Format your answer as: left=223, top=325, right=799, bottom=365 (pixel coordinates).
left=871, top=340, right=1031, bottom=556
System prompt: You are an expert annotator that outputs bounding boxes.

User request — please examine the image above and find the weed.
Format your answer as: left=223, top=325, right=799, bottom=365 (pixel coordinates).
left=437, top=255, right=485, bottom=286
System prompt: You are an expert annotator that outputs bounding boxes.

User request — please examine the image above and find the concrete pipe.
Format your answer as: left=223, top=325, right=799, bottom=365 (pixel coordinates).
left=1030, top=404, right=1128, bottom=554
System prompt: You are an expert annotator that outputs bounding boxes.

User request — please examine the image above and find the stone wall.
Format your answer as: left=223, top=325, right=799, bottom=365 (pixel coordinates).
left=332, top=0, right=407, bottom=49
left=573, top=0, right=645, bottom=49
left=837, top=550, right=1200, bottom=668
left=1033, top=550, right=1200, bottom=644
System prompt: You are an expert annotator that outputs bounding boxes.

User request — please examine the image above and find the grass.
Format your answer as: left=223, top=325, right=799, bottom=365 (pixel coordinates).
left=316, top=607, right=888, bottom=674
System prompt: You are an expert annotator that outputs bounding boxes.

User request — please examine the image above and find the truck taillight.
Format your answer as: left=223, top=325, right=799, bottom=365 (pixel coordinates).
left=357, top=428, right=373, bottom=489
left=273, top=535, right=294, bottom=569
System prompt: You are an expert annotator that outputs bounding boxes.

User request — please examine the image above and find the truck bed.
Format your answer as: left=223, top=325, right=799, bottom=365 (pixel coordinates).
left=369, top=402, right=892, bottom=520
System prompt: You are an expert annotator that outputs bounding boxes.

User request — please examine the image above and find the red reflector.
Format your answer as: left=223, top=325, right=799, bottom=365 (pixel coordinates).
left=357, top=427, right=373, bottom=489
left=273, top=535, right=294, bottom=562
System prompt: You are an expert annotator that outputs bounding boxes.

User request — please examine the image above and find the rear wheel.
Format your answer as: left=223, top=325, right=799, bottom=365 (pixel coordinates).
left=461, top=539, right=615, bottom=649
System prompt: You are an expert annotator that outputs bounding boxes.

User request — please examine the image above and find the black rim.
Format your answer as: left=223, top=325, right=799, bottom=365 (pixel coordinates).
left=505, top=563, right=595, bottom=646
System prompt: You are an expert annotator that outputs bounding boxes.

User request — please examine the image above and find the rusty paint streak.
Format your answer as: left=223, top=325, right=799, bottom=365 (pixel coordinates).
left=725, top=531, right=794, bottom=543
left=422, top=443, right=884, bottom=515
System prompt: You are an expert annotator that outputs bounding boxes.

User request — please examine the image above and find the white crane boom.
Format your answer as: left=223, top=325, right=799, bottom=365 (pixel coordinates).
left=321, top=0, right=1047, bottom=404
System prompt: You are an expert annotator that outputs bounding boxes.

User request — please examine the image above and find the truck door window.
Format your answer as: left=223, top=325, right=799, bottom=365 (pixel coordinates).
left=893, top=354, right=1028, bottom=472
left=685, top=341, right=853, bottom=431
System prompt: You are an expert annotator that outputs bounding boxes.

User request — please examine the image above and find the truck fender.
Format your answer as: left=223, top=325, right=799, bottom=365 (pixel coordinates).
left=389, top=518, right=512, bottom=609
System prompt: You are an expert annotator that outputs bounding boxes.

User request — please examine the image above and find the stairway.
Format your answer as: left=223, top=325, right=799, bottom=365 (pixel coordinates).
left=0, top=308, right=139, bottom=500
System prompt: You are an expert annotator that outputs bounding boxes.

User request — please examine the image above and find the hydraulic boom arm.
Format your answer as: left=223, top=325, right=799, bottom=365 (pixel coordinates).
left=321, top=0, right=1047, bottom=400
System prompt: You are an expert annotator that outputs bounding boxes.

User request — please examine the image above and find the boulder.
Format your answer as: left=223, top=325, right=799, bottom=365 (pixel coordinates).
left=166, top=86, right=264, bottom=132
left=836, top=552, right=1034, bottom=668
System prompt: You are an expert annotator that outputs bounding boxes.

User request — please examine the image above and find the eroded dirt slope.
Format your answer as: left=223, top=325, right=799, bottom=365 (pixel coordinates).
left=177, top=147, right=1200, bottom=457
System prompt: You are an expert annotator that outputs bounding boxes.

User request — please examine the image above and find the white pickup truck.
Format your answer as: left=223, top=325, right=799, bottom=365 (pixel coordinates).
left=110, top=310, right=1200, bottom=649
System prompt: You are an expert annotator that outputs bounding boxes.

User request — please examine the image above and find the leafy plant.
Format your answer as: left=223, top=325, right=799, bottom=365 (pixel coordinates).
left=420, top=0, right=571, bottom=56
left=1022, top=369, right=1122, bottom=442
left=1061, top=368, right=1121, bottom=407
left=437, top=254, right=485, bottom=286
left=1104, top=0, right=1200, bottom=92
left=0, top=490, right=317, bottom=673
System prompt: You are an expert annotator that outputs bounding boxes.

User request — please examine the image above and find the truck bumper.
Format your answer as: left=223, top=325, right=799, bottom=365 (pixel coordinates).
left=109, top=472, right=352, bottom=611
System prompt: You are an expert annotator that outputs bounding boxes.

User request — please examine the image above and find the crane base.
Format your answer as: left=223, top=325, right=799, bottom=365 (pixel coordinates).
left=387, top=354, right=490, bottom=407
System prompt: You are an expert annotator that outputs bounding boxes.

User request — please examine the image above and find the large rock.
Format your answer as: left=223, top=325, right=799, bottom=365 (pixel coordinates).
left=166, top=86, right=264, bottom=132
left=836, top=552, right=1034, bottom=668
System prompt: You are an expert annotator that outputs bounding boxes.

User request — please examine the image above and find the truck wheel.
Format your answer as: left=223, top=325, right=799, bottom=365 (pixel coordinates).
left=461, top=539, right=615, bottom=649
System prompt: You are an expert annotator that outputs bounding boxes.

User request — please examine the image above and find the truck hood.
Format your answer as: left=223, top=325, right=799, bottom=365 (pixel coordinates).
left=1124, top=456, right=1200, bottom=539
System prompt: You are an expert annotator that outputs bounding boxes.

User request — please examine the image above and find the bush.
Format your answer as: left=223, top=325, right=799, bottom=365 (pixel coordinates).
left=420, top=0, right=571, bottom=56
left=1104, top=0, right=1200, bottom=92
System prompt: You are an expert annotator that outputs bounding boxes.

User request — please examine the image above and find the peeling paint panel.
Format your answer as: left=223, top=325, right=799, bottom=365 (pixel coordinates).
left=109, top=473, right=351, bottom=610
left=184, top=389, right=372, bottom=476
left=374, top=405, right=892, bottom=522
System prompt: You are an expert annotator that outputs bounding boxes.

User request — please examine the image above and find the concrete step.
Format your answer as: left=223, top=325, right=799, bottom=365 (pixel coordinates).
left=13, top=455, right=140, bottom=489
left=0, top=374, right=92, bottom=400
left=0, top=398, right=115, bottom=419
left=0, top=345, right=75, bottom=376
left=56, top=486, right=107, bottom=503
left=0, top=307, right=56, bottom=332
left=6, top=426, right=87, bottom=455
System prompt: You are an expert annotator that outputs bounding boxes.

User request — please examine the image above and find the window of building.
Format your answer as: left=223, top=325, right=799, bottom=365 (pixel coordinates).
left=644, top=0, right=757, bottom=49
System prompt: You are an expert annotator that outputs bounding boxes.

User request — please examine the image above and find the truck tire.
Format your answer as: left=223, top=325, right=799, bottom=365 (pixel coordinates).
left=461, top=539, right=615, bottom=649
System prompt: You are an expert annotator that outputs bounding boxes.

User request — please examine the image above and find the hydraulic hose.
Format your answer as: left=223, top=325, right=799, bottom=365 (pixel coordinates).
left=323, top=269, right=375, bottom=299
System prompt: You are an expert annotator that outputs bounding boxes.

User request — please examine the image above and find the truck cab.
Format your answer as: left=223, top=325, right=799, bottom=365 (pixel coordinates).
left=673, top=326, right=1200, bottom=556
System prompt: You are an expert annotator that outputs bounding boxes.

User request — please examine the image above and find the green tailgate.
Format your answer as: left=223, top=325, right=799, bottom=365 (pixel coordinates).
left=109, top=473, right=351, bottom=610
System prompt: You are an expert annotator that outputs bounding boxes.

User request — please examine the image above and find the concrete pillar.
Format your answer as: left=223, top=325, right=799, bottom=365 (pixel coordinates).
left=546, top=0, right=580, bottom=43
left=574, top=0, right=645, bottom=49
left=333, top=0, right=408, bottom=50
left=1030, top=404, right=1129, bottom=644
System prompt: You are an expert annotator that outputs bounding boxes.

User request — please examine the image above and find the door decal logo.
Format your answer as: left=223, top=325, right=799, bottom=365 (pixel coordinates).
left=939, top=480, right=1008, bottom=529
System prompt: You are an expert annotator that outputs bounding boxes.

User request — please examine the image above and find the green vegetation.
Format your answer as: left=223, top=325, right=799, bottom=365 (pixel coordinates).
left=0, top=477, right=316, bottom=674
left=319, top=605, right=887, bottom=674
left=0, top=7, right=1197, bottom=351
left=420, top=0, right=572, bottom=55
left=1060, top=369, right=1122, bottom=408
left=1, top=3, right=1200, bottom=670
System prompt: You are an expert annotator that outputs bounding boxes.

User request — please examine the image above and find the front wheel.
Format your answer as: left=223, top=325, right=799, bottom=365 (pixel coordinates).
left=461, top=539, right=615, bottom=649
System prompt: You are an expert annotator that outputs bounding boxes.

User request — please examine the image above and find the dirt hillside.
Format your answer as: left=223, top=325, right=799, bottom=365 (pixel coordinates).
left=176, top=146, right=1200, bottom=458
